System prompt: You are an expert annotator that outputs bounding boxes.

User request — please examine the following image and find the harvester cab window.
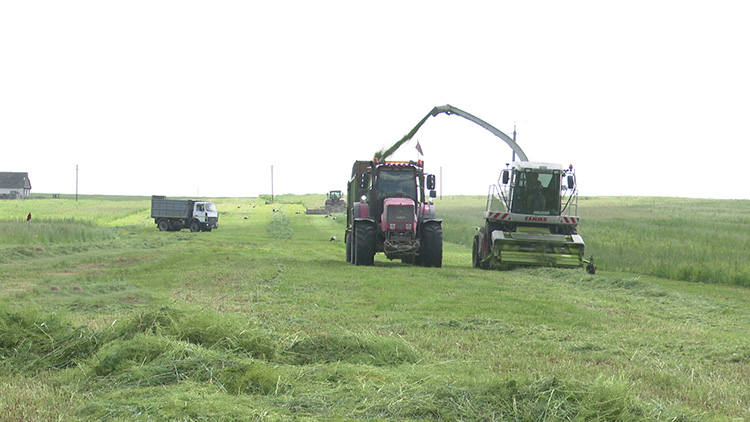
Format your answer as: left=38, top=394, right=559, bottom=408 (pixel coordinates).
left=513, top=171, right=561, bottom=215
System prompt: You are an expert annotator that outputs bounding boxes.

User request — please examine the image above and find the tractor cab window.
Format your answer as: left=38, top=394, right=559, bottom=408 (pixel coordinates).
left=375, top=168, right=417, bottom=201
left=512, top=171, right=561, bottom=215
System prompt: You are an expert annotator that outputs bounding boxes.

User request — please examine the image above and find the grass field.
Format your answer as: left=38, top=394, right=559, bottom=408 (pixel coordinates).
left=1, top=194, right=750, bottom=421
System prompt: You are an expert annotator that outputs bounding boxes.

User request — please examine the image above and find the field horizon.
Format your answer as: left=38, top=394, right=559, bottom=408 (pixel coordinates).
left=2, top=194, right=750, bottom=421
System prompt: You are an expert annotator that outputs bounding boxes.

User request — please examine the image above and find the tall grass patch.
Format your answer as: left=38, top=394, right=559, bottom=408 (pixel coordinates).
left=580, top=197, right=750, bottom=286
left=0, top=219, right=117, bottom=245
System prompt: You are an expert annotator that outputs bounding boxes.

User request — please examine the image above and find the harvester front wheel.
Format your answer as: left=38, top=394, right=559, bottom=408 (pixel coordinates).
left=472, top=235, right=481, bottom=268
left=354, top=222, right=375, bottom=266
left=421, top=222, right=443, bottom=268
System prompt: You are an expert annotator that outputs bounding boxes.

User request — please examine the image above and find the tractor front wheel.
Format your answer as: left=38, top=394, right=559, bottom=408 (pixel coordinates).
left=421, top=222, right=443, bottom=268
left=354, top=223, right=375, bottom=266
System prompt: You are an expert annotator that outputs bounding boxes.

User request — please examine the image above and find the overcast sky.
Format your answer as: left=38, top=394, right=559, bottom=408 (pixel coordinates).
left=2, top=1, right=748, bottom=199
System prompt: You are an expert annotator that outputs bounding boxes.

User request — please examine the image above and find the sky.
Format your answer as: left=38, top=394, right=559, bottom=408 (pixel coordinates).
left=2, top=1, right=749, bottom=200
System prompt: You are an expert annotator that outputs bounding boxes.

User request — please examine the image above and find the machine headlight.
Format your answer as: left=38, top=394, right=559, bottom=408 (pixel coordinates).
left=389, top=223, right=396, bottom=230
left=360, top=194, right=367, bottom=202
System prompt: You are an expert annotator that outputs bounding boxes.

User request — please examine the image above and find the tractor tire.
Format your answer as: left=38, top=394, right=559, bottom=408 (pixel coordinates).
left=157, top=220, right=169, bottom=231
left=472, top=235, right=481, bottom=268
left=354, top=222, right=375, bottom=266
left=420, top=222, right=443, bottom=268
left=345, top=232, right=353, bottom=263
left=189, top=220, right=201, bottom=232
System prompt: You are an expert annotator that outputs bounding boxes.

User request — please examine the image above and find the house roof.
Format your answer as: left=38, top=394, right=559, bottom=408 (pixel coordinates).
left=0, top=172, right=32, bottom=189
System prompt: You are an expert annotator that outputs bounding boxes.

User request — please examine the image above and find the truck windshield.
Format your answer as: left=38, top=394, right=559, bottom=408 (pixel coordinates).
left=204, top=203, right=217, bottom=213
left=375, top=168, right=417, bottom=201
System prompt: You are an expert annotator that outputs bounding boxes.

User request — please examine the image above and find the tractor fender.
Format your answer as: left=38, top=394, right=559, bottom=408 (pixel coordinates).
left=352, top=202, right=370, bottom=219
left=353, top=217, right=376, bottom=225
left=419, top=203, right=437, bottom=219
left=418, top=218, right=442, bottom=233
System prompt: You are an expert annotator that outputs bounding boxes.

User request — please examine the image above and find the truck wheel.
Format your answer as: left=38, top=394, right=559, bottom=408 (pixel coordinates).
left=421, top=222, right=443, bottom=268
left=189, top=220, right=201, bottom=232
left=472, top=235, right=481, bottom=268
left=157, top=220, right=169, bottom=231
left=354, top=222, right=375, bottom=266
left=344, top=233, right=352, bottom=262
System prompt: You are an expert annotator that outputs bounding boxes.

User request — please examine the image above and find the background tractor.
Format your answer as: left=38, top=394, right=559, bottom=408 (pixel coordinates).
left=325, top=190, right=346, bottom=213
left=345, top=159, right=442, bottom=267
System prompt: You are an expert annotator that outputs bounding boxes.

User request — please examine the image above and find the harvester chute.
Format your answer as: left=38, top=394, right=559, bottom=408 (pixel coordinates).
left=376, top=104, right=528, bottom=162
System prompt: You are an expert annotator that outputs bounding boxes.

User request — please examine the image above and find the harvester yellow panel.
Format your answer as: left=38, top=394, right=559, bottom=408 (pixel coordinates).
left=490, top=231, right=585, bottom=268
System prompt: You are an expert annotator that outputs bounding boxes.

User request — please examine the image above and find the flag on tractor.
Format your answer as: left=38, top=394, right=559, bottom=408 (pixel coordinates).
left=415, top=140, right=424, bottom=156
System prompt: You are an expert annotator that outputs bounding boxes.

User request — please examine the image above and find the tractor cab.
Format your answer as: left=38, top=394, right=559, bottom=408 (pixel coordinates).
left=328, top=190, right=343, bottom=202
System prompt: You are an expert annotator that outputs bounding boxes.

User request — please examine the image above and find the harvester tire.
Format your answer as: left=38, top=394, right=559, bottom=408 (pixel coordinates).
left=354, top=222, right=375, bottom=266
left=421, top=222, right=443, bottom=268
left=345, top=232, right=353, bottom=263
left=472, top=235, right=481, bottom=268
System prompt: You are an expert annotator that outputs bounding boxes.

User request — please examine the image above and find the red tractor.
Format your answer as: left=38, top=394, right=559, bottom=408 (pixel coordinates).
left=345, top=159, right=442, bottom=267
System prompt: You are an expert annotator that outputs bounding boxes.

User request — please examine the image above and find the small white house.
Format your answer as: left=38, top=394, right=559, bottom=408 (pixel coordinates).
left=0, top=172, right=32, bottom=199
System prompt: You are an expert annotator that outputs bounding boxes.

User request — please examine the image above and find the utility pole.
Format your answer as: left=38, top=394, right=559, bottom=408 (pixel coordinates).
left=440, top=166, right=443, bottom=200
left=271, top=165, right=274, bottom=201
left=76, top=164, right=79, bottom=201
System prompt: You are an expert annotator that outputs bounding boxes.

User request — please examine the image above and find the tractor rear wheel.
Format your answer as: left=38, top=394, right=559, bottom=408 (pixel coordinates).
left=421, top=222, right=443, bottom=268
left=354, top=223, right=375, bottom=266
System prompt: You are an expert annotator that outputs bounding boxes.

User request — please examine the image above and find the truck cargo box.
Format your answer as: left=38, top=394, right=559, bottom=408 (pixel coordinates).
left=151, top=196, right=192, bottom=219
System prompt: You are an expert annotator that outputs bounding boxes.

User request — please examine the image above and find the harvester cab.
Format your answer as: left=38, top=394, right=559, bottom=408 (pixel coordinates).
left=475, top=161, right=595, bottom=273
left=345, top=159, right=442, bottom=267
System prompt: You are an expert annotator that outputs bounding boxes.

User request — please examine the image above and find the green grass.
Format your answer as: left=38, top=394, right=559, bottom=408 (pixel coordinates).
left=1, top=194, right=750, bottom=420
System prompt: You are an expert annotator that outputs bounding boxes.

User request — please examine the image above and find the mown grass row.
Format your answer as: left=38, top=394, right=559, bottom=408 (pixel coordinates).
left=1, top=301, right=695, bottom=421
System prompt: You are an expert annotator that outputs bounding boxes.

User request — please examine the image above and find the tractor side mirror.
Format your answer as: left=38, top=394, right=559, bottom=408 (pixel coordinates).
left=429, top=190, right=437, bottom=199
left=426, top=174, right=436, bottom=190
left=501, top=170, right=510, bottom=185
left=567, top=175, right=575, bottom=189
